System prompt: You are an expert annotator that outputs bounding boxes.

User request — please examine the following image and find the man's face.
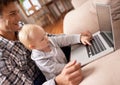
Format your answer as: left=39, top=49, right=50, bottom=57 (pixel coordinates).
left=0, top=2, right=21, bottom=32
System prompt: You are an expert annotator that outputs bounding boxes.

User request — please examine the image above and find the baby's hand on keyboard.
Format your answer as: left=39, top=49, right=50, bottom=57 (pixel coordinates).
left=80, top=31, right=92, bottom=45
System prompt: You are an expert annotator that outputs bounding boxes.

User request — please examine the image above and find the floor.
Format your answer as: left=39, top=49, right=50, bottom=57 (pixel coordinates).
left=44, top=18, right=63, bottom=34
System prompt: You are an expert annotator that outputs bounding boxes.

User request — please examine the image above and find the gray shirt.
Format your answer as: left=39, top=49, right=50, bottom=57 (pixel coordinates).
left=31, top=34, right=81, bottom=82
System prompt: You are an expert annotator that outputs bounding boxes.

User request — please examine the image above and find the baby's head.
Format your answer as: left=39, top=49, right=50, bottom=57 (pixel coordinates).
left=18, top=24, right=49, bottom=50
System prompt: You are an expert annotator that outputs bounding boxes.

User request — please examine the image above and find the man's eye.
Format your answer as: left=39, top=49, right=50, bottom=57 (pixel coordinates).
left=9, top=11, right=19, bottom=16
left=10, top=13, right=16, bottom=15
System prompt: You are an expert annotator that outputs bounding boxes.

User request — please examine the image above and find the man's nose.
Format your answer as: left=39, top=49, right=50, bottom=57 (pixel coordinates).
left=16, top=12, right=22, bottom=21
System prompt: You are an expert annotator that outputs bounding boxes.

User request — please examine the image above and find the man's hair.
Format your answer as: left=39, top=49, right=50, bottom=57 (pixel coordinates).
left=0, top=0, right=19, bottom=15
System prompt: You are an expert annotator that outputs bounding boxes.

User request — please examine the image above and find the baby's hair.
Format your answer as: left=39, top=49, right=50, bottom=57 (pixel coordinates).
left=18, top=24, right=40, bottom=49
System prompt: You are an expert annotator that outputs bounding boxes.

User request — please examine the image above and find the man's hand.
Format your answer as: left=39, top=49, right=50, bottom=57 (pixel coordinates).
left=80, top=31, right=92, bottom=45
left=55, top=60, right=83, bottom=85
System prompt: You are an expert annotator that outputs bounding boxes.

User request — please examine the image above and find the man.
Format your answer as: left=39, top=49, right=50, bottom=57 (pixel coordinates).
left=0, top=0, right=83, bottom=85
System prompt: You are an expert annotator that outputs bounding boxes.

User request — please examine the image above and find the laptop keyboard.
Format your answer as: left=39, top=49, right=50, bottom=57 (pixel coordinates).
left=100, top=32, right=114, bottom=47
left=86, top=35, right=106, bottom=57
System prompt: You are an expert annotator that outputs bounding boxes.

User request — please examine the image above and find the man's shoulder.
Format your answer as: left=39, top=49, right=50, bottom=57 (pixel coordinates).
left=0, top=37, right=30, bottom=57
left=0, top=37, right=21, bottom=49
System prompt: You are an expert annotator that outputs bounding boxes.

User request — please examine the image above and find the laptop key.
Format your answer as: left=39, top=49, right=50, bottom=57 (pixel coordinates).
left=95, top=35, right=106, bottom=51
left=86, top=35, right=106, bottom=57
left=93, top=36, right=102, bottom=52
left=91, top=39, right=101, bottom=53
left=100, top=32, right=114, bottom=47
left=94, top=35, right=106, bottom=51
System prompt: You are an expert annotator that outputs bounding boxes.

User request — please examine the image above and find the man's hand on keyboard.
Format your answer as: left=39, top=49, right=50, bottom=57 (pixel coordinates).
left=80, top=31, right=92, bottom=45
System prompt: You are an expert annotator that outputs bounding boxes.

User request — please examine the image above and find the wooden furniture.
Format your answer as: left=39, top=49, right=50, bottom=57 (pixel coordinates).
left=43, top=0, right=73, bottom=20
left=32, top=6, right=54, bottom=26
left=19, top=0, right=73, bottom=27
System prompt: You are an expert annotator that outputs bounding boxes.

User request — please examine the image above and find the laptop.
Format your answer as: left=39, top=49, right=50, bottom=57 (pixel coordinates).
left=70, top=3, right=120, bottom=66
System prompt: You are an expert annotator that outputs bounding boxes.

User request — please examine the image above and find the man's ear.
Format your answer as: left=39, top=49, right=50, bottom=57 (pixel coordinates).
left=29, top=44, right=35, bottom=49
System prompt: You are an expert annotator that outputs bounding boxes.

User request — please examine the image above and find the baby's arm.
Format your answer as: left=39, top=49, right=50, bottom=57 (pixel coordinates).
left=50, top=34, right=81, bottom=47
left=50, top=32, right=92, bottom=47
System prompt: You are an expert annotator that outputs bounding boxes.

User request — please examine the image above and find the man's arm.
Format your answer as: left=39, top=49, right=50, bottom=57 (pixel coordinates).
left=0, top=39, right=37, bottom=85
left=0, top=55, right=33, bottom=85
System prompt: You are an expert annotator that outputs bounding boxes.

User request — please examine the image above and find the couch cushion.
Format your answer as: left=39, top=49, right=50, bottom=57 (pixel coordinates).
left=63, top=0, right=119, bottom=34
left=71, top=0, right=88, bottom=9
left=64, top=0, right=99, bottom=34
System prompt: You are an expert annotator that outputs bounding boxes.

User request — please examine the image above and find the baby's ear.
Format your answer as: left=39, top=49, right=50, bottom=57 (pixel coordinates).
left=29, top=44, right=35, bottom=49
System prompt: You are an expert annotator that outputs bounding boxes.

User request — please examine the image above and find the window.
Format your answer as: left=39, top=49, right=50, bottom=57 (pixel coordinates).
left=19, top=0, right=41, bottom=16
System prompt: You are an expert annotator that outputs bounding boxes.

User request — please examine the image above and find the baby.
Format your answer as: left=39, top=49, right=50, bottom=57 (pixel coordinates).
left=18, top=24, right=92, bottom=80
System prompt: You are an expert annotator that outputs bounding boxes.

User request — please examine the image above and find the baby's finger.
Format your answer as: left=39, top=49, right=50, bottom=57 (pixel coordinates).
left=81, top=41, right=86, bottom=45
left=85, top=40, right=91, bottom=45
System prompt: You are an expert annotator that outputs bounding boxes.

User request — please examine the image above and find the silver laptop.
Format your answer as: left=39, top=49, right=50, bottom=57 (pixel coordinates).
left=70, top=3, right=120, bottom=66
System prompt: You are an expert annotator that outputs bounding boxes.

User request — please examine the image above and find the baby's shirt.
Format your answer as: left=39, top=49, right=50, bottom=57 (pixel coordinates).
left=31, top=34, right=81, bottom=80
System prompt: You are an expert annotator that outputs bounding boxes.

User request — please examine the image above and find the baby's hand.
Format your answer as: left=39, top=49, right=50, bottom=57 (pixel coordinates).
left=80, top=31, right=92, bottom=45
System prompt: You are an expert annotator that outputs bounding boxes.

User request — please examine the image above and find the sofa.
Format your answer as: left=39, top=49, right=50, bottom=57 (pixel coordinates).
left=63, top=0, right=120, bottom=34
left=63, top=0, right=120, bottom=85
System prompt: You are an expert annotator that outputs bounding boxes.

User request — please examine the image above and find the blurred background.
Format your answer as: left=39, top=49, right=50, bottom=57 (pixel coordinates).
left=17, top=0, right=73, bottom=34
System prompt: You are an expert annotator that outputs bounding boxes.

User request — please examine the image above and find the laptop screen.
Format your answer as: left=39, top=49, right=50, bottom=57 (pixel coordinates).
left=96, top=4, right=114, bottom=47
left=96, top=3, right=120, bottom=50
left=96, top=4, right=113, bottom=32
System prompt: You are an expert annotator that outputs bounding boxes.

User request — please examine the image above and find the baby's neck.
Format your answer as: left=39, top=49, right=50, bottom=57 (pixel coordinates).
left=43, top=46, right=51, bottom=52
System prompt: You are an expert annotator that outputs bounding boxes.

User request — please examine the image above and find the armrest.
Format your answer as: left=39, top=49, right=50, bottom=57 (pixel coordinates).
left=63, top=0, right=99, bottom=34
left=80, top=49, right=120, bottom=85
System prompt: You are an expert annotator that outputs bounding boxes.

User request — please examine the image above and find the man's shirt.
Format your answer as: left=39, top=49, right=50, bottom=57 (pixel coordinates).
left=0, top=37, right=40, bottom=85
